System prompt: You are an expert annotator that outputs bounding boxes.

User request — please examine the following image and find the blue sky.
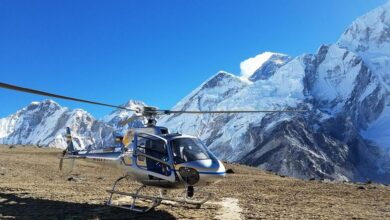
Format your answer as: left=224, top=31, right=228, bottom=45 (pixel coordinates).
left=0, top=0, right=387, bottom=118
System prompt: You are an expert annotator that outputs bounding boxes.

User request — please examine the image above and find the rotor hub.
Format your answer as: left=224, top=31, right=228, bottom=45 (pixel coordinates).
left=141, top=106, right=159, bottom=126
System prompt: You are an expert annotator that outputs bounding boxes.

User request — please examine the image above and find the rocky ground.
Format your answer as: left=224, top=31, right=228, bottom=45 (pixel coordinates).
left=0, top=145, right=390, bottom=219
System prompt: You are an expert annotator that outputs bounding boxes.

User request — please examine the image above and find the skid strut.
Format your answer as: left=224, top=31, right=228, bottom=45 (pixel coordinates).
left=106, top=176, right=214, bottom=212
left=106, top=176, right=162, bottom=213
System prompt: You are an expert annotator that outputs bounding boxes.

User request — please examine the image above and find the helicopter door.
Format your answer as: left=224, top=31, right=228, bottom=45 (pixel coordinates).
left=133, top=133, right=175, bottom=182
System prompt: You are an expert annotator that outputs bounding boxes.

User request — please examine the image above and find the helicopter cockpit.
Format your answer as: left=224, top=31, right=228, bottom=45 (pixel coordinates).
left=130, top=130, right=223, bottom=186
left=170, top=137, right=213, bottom=164
left=135, top=133, right=216, bottom=165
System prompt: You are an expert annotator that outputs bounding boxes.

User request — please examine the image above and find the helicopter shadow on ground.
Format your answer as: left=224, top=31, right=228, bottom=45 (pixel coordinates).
left=0, top=192, right=177, bottom=220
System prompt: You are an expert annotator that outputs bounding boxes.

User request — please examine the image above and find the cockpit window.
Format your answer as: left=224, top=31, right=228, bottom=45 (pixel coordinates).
left=171, top=138, right=211, bottom=164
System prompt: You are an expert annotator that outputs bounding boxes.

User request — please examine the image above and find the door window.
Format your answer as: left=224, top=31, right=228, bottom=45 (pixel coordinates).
left=136, top=134, right=171, bottom=176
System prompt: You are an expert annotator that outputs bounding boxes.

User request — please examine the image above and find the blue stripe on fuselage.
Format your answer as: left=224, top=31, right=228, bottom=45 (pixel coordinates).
left=171, top=169, right=225, bottom=175
left=78, top=151, right=122, bottom=159
left=198, top=171, right=226, bottom=175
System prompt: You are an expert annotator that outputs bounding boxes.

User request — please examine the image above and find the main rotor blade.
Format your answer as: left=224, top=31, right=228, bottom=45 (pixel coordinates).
left=0, top=82, right=135, bottom=111
left=156, top=109, right=306, bottom=114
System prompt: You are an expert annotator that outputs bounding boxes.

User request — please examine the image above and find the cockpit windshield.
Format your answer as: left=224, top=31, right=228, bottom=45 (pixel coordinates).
left=171, top=138, right=212, bottom=164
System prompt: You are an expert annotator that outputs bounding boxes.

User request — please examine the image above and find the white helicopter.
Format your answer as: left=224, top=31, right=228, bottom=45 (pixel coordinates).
left=0, top=82, right=304, bottom=212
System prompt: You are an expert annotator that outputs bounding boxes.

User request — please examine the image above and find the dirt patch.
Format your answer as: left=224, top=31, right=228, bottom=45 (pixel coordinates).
left=214, top=198, right=242, bottom=220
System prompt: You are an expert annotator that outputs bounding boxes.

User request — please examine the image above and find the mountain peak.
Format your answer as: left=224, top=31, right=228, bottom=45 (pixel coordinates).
left=120, top=100, right=145, bottom=109
left=25, top=99, right=62, bottom=112
left=248, top=53, right=292, bottom=82
left=30, top=101, right=41, bottom=106
left=201, top=71, right=242, bottom=90
left=240, top=52, right=290, bottom=80
left=29, top=99, right=59, bottom=106
left=102, top=99, right=146, bottom=130
left=337, top=1, right=390, bottom=87
left=337, top=1, right=390, bottom=54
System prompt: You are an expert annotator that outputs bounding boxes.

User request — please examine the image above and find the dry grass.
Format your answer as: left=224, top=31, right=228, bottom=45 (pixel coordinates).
left=0, top=145, right=389, bottom=219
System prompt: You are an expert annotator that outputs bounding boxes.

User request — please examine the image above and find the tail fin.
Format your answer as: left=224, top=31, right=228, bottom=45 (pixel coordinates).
left=66, top=127, right=75, bottom=153
left=60, top=127, right=76, bottom=174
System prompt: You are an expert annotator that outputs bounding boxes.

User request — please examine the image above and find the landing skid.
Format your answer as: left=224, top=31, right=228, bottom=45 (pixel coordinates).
left=106, top=176, right=214, bottom=212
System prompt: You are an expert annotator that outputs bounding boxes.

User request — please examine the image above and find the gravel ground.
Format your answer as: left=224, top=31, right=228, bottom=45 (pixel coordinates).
left=1, top=145, right=390, bottom=219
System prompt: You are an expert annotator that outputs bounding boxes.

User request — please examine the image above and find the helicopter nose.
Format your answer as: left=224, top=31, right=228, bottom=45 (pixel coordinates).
left=177, top=159, right=225, bottom=186
left=199, top=159, right=225, bottom=186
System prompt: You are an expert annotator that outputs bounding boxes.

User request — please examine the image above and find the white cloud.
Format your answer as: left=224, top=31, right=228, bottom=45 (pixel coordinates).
left=240, top=52, right=275, bottom=79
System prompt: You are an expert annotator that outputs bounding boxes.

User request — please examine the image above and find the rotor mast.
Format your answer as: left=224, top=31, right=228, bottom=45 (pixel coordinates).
left=142, top=106, right=159, bottom=127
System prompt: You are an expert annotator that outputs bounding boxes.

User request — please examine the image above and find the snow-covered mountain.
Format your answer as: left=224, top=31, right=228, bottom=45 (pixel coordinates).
left=0, top=100, right=115, bottom=150
left=1, top=2, right=390, bottom=183
left=159, top=2, right=390, bottom=183
left=0, top=99, right=147, bottom=149
left=243, top=52, right=292, bottom=82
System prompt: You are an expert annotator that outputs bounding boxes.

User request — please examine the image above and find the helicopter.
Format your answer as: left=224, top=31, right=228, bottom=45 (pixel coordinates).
left=0, top=82, right=304, bottom=212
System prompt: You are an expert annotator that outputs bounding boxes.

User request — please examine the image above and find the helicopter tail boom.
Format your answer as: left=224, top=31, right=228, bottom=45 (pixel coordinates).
left=60, top=127, right=124, bottom=174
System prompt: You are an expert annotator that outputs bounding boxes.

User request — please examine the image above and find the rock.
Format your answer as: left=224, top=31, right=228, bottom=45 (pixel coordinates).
left=365, top=180, right=373, bottom=185
left=67, top=176, right=81, bottom=182
left=226, top=169, right=235, bottom=174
